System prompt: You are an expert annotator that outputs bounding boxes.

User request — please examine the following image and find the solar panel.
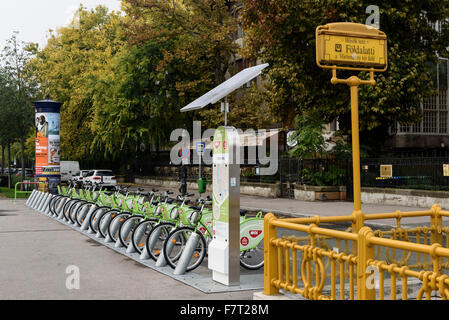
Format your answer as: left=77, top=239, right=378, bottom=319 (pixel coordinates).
left=180, top=63, right=269, bottom=112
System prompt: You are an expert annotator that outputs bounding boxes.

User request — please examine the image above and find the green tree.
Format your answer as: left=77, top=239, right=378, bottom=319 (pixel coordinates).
left=29, top=6, right=125, bottom=162
left=122, top=0, right=274, bottom=131
left=240, top=0, right=449, bottom=150
left=289, top=112, right=326, bottom=159
left=0, top=32, right=38, bottom=185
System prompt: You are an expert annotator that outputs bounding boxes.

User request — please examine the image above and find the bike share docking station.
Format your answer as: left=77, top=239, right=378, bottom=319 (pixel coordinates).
left=180, top=63, right=269, bottom=288
left=25, top=186, right=264, bottom=294
left=23, top=64, right=269, bottom=293
left=208, top=126, right=241, bottom=286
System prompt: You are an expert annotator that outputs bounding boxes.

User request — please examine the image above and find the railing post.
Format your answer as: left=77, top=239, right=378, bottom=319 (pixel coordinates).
left=430, top=204, right=443, bottom=246
left=264, top=213, right=279, bottom=295
left=357, top=226, right=375, bottom=300
left=352, top=209, right=364, bottom=255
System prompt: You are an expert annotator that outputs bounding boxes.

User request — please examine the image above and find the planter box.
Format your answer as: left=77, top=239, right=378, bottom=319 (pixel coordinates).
left=293, top=184, right=347, bottom=201
left=240, top=181, right=281, bottom=198
left=361, top=187, right=449, bottom=208
left=133, top=176, right=281, bottom=198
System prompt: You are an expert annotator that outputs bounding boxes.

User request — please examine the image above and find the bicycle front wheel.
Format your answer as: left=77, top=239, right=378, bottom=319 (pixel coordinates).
left=163, top=227, right=207, bottom=272
left=107, top=212, right=132, bottom=242
left=240, top=239, right=264, bottom=270
left=74, top=202, right=94, bottom=226
left=97, top=209, right=118, bottom=237
left=131, top=218, right=159, bottom=253
left=145, top=222, right=175, bottom=261
left=119, top=215, right=145, bottom=248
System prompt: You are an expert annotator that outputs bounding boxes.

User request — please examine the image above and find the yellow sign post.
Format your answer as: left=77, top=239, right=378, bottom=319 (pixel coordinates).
left=316, top=23, right=388, bottom=212
left=316, top=23, right=388, bottom=299
left=317, top=22, right=388, bottom=70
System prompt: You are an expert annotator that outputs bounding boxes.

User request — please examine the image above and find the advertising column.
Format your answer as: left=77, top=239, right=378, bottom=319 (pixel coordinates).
left=34, top=96, right=62, bottom=193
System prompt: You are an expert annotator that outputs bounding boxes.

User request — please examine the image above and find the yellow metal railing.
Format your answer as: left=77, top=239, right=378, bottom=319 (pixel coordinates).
left=264, top=204, right=449, bottom=300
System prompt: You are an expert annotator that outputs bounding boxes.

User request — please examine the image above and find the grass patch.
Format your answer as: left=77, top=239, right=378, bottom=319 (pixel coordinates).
left=0, top=187, right=31, bottom=199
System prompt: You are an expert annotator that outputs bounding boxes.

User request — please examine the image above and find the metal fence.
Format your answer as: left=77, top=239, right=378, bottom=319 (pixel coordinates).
left=264, top=205, right=449, bottom=300
left=279, top=156, right=449, bottom=195
left=117, top=154, right=449, bottom=196
left=360, top=157, right=449, bottom=191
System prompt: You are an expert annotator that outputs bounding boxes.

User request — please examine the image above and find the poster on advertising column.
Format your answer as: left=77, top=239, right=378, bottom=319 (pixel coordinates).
left=35, top=112, right=60, bottom=176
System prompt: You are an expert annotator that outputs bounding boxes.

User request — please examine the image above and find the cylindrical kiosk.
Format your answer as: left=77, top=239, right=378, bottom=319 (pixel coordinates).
left=34, top=95, right=62, bottom=194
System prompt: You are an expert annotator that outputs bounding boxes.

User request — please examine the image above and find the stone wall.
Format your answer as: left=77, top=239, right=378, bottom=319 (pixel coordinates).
left=293, top=184, right=347, bottom=201
left=361, top=187, right=449, bottom=208
left=133, top=176, right=281, bottom=198
left=131, top=176, right=449, bottom=208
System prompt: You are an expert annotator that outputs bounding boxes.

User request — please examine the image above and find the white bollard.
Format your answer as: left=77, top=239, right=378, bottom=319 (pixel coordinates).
left=173, top=231, right=201, bottom=275
left=139, top=245, right=151, bottom=260
left=82, top=206, right=99, bottom=233
left=79, top=204, right=95, bottom=231
left=31, top=190, right=41, bottom=208
left=25, top=189, right=37, bottom=207
left=44, top=195, right=54, bottom=215
left=155, top=227, right=176, bottom=268
left=26, top=190, right=37, bottom=207
left=57, top=197, right=68, bottom=220
left=129, top=223, right=147, bottom=254
left=38, top=193, right=51, bottom=213
left=116, top=218, right=137, bottom=249
left=52, top=196, right=64, bottom=217
left=126, top=243, right=136, bottom=254
left=98, top=213, right=113, bottom=241
left=43, top=193, right=53, bottom=213
left=67, top=201, right=82, bottom=225
left=33, top=192, right=45, bottom=211
left=107, top=216, right=122, bottom=243
left=29, top=191, right=42, bottom=209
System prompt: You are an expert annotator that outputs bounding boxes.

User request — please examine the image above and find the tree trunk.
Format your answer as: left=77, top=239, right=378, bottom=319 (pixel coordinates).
left=7, top=141, right=11, bottom=189
left=1, top=144, right=4, bottom=174
left=21, top=136, right=25, bottom=190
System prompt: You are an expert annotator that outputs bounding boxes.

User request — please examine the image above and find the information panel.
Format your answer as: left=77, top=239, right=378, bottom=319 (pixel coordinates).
left=316, top=22, right=387, bottom=70
left=208, top=126, right=240, bottom=286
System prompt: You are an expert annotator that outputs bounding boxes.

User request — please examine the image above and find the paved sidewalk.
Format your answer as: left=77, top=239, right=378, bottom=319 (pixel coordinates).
left=0, top=199, right=258, bottom=300
left=2, top=187, right=447, bottom=300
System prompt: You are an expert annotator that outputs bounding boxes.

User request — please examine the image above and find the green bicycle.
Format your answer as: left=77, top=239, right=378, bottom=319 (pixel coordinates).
left=162, top=206, right=264, bottom=272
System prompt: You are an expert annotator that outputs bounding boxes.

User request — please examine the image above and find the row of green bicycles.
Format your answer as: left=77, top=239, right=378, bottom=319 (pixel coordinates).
left=48, top=180, right=265, bottom=273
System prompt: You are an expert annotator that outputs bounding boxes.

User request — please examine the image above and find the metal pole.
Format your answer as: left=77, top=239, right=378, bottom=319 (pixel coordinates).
left=349, top=80, right=361, bottom=213
left=224, top=97, right=228, bottom=126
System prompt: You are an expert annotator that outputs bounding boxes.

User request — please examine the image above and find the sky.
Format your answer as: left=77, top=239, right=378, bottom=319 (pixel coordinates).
left=0, top=0, right=122, bottom=50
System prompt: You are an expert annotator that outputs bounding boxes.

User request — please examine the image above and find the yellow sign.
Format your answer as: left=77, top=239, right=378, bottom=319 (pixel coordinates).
left=443, top=164, right=449, bottom=177
left=316, top=22, right=387, bottom=70
left=380, top=165, right=392, bottom=178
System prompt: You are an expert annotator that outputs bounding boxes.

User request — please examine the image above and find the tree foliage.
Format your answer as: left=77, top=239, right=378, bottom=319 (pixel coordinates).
left=0, top=32, right=38, bottom=182
left=240, top=0, right=449, bottom=147
left=28, top=2, right=274, bottom=168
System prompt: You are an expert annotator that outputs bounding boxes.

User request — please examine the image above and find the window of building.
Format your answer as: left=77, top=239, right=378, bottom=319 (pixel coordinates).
left=398, top=58, right=449, bottom=135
